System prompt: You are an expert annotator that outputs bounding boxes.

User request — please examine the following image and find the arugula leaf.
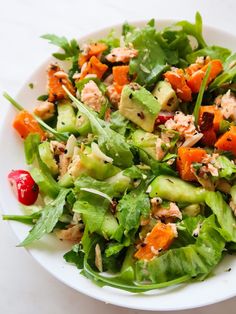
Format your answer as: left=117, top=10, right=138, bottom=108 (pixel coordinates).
left=82, top=239, right=190, bottom=292
left=19, top=189, right=70, bottom=246
left=41, top=34, right=79, bottom=60
left=117, top=188, right=150, bottom=235
left=122, top=22, right=136, bottom=37
left=175, top=12, right=207, bottom=49
left=63, top=86, right=134, bottom=168
left=210, top=53, right=236, bottom=90
left=161, top=30, right=192, bottom=62
left=186, top=46, right=231, bottom=64
left=41, top=34, right=79, bottom=79
left=3, top=211, right=41, bottom=225
left=98, top=128, right=133, bottom=168
left=63, top=243, right=85, bottom=269
left=99, top=29, right=120, bottom=50
left=136, top=215, right=225, bottom=283
left=193, top=64, right=212, bottom=124
left=138, top=149, right=178, bottom=177
left=206, top=191, right=236, bottom=242
left=109, top=111, right=130, bottom=136
left=73, top=198, right=108, bottom=234
left=3, top=92, right=68, bottom=141
left=128, top=22, right=167, bottom=86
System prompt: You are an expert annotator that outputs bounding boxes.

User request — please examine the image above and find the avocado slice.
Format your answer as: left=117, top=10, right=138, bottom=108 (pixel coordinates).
left=38, top=141, right=58, bottom=176
left=119, top=83, right=161, bottom=132
left=152, top=81, right=178, bottom=112
left=132, top=129, right=157, bottom=159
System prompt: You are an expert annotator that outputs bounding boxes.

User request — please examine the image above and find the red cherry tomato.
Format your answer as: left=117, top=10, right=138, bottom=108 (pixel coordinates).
left=156, top=111, right=175, bottom=125
left=8, top=170, right=39, bottom=205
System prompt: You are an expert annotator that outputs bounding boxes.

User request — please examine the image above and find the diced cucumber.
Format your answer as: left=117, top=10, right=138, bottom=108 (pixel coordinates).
left=57, top=101, right=77, bottom=134
left=149, top=175, right=207, bottom=203
left=38, top=141, right=58, bottom=176
left=58, top=172, right=74, bottom=188
left=76, top=111, right=91, bottom=135
left=132, top=129, right=157, bottom=159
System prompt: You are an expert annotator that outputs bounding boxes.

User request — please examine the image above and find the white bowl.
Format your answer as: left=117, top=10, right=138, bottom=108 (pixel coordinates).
left=0, top=20, right=236, bottom=311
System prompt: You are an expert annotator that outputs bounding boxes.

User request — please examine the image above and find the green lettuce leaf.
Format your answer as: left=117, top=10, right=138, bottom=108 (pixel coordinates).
left=217, top=156, right=236, bottom=178
left=63, top=243, right=85, bottom=269
left=186, top=46, right=231, bottom=64
left=74, top=173, right=130, bottom=198
left=41, top=34, right=79, bottom=79
left=109, top=111, right=130, bottom=136
left=73, top=191, right=119, bottom=239
left=136, top=215, right=225, bottom=283
left=193, top=63, right=212, bottom=124
left=74, top=175, right=115, bottom=196
left=116, top=187, right=150, bottom=235
left=127, top=22, right=168, bottom=86
left=171, top=215, right=204, bottom=248
left=3, top=211, right=41, bottom=225
left=19, top=189, right=70, bottom=246
left=138, top=149, right=178, bottom=177
left=175, top=12, right=207, bottom=49
left=41, top=34, right=79, bottom=61
left=82, top=235, right=190, bottom=292
left=99, top=29, right=120, bottom=50
left=206, top=191, right=236, bottom=242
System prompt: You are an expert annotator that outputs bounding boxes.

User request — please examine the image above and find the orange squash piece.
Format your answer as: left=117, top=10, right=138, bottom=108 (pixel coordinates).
left=112, top=65, right=130, bottom=94
left=78, top=43, right=108, bottom=67
left=176, top=147, right=206, bottom=181
left=48, top=64, right=75, bottom=102
left=199, top=105, right=223, bottom=132
left=215, top=126, right=236, bottom=156
left=163, top=69, right=192, bottom=102
left=113, top=65, right=130, bottom=86
left=187, top=60, right=223, bottom=93
left=135, top=222, right=175, bottom=260
left=185, top=63, right=202, bottom=76
left=79, top=56, right=108, bottom=80
left=13, top=110, right=45, bottom=140
left=199, top=105, right=223, bottom=146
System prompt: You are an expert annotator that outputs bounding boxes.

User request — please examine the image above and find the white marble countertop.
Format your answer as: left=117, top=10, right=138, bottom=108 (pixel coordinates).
left=0, top=0, right=236, bottom=313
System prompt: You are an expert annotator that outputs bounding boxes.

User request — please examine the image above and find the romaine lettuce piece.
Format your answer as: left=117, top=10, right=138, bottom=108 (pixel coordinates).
left=206, top=191, right=236, bottom=242
left=136, top=215, right=225, bottom=283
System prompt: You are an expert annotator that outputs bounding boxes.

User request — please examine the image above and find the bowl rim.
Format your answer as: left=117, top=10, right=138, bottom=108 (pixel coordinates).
left=1, top=18, right=236, bottom=311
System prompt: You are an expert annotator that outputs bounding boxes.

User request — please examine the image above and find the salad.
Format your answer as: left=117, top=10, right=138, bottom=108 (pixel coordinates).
left=3, top=12, right=236, bottom=293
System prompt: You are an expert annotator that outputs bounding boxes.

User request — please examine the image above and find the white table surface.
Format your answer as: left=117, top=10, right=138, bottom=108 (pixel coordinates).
left=0, top=0, right=236, bottom=313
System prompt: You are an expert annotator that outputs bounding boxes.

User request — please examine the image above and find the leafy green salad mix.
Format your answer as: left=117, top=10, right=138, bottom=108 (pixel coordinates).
left=3, top=12, right=236, bottom=292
